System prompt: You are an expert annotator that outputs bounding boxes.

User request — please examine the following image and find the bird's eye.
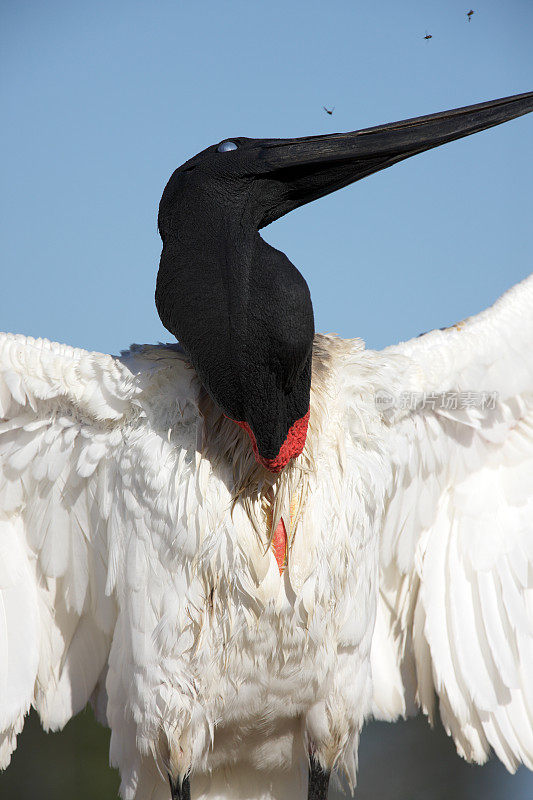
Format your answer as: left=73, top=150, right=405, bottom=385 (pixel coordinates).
left=217, top=141, right=238, bottom=153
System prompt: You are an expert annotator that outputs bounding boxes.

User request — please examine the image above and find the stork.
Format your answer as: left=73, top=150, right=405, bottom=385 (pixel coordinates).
left=1, top=91, right=533, bottom=800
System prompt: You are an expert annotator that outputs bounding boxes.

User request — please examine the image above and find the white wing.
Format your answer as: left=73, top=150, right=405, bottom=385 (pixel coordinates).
left=370, top=274, right=533, bottom=771
left=0, top=334, right=198, bottom=777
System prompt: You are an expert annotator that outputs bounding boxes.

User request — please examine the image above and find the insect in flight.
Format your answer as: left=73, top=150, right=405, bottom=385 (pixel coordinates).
left=423, top=31, right=433, bottom=40
left=467, top=9, right=474, bottom=21
left=323, top=106, right=335, bottom=115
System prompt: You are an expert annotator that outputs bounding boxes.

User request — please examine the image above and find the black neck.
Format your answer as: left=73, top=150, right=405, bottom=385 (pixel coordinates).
left=156, top=202, right=314, bottom=459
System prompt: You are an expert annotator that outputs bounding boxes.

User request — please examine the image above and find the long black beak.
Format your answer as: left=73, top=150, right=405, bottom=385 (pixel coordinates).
left=257, top=90, right=533, bottom=227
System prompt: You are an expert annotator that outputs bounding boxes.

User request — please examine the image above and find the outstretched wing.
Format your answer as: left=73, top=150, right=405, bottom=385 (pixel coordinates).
left=0, top=334, right=139, bottom=766
left=370, top=274, right=533, bottom=771
left=0, top=334, right=199, bottom=772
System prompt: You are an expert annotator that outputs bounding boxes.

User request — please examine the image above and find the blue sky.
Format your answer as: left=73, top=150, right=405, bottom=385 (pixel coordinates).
left=1, top=0, right=531, bottom=357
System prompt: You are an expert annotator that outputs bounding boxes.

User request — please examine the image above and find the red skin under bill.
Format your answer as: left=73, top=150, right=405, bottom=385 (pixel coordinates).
left=271, top=517, right=288, bottom=574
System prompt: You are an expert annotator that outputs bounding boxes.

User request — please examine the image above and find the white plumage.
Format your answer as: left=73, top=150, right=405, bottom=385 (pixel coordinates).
left=1, top=273, right=533, bottom=799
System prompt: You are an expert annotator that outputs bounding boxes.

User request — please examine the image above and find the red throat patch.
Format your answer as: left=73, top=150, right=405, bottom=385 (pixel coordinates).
left=232, top=409, right=310, bottom=473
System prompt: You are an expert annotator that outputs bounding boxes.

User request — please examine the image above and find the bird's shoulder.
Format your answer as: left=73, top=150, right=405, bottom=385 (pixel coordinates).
left=118, top=341, right=200, bottom=420
left=0, top=333, right=201, bottom=430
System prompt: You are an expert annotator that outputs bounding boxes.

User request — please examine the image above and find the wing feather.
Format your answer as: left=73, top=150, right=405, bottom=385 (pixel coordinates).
left=0, top=334, right=199, bottom=770
left=368, top=274, right=533, bottom=771
left=0, top=334, right=139, bottom=763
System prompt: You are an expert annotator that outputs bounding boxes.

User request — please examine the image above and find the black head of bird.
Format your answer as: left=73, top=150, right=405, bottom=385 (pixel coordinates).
left=156, top=91, right=533, bottom=472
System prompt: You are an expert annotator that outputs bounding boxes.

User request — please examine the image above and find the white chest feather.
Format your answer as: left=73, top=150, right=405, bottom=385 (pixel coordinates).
left=103, top=338, right=390, bottom=794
